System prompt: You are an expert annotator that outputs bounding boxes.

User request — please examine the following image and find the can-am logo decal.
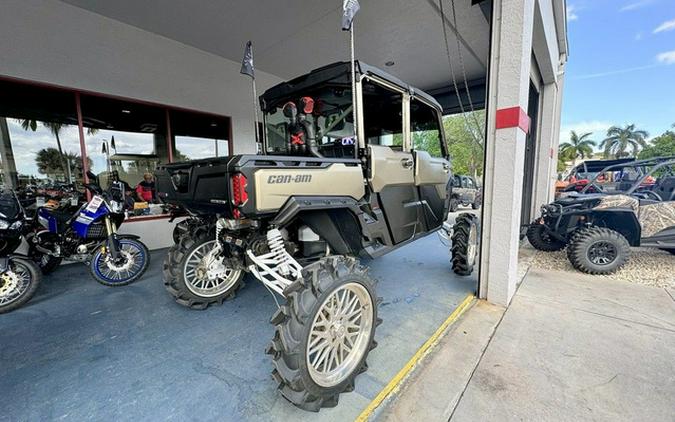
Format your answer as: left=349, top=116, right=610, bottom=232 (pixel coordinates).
left=267, top=174, right=312, bottom=184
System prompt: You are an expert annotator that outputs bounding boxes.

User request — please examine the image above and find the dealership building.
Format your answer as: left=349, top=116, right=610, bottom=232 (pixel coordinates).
left=0, top=0, right=567, bottom=307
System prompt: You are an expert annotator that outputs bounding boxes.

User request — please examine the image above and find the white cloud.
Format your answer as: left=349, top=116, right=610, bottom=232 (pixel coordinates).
left=567, top=4, right=578, bottom=21
left=656, top=50, right=675, bottom=64
left=654, top=19, right=675, bottom=33
left=620, top=0, right=655, bottom=12
left=574, top=64, right=659, bottom=80
left=559, top=121, right=613, bottom=147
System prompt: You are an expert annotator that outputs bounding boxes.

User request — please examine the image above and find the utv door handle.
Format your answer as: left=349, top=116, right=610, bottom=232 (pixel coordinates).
left=443, top=163, right=451, bottom=172
left=401, top=158, right=414, bottom=169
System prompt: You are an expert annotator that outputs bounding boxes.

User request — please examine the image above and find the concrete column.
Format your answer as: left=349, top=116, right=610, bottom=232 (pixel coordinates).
left=532, top=69, right=565, bottom=211
left=0, top=118, right=19, bottom=189
left=479, top=0, right=536, bottom=306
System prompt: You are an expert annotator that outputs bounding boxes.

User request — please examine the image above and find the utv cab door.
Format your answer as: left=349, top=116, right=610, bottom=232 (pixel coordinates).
left=410, top=98, right=452, bottom=230
left=363, top=80, right=420, bottom=244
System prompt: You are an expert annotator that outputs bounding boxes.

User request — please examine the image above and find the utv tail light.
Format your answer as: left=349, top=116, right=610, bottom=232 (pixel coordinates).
left=231, top=173, right=248, bottom=207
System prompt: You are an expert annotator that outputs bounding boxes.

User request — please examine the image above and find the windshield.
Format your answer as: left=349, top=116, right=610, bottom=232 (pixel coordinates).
left=263, top=85, right=355, bottom=158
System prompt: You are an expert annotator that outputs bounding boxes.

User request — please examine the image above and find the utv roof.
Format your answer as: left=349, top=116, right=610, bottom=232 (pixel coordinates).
left=260, top=61, right=442, bottom=112
left=572, top=158, right=635, bottom=173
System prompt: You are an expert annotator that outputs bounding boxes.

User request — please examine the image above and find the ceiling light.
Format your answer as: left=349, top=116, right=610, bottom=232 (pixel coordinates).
left=121, top=109, right=131, bottom=114
left=385, top=61, right=395, bottom=67
left=210, top=123, right=217, bottom=127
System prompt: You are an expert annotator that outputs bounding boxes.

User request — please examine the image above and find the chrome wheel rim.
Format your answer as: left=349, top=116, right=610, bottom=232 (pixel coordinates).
left=306, top=282, right=374, bottom=388
left=0, top=264, right=31, bottom=306
left=467, top=223, right=478, bottom=266
left=184, top=240, right=241, bottom=298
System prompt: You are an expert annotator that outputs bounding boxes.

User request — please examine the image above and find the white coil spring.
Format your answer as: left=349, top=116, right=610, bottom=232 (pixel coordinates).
left=267, top=228, right=292, bottom=273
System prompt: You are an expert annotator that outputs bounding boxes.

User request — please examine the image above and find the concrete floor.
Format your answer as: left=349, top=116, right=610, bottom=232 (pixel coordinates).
left=381, top=267, right=675, bottom=421
left=0, top=233, right=475, bottom=421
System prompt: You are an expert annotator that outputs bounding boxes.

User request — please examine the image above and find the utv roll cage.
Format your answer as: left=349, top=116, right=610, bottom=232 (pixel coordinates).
left=258, top=61, right=446, bottom=160
left=581, top=156, right=675, bottom=196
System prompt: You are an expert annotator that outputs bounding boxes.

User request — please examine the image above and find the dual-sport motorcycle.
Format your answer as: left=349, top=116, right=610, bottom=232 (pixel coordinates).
left=0, top=191, right=41, bottom=314
left=28, top=172, right=150, bottom=286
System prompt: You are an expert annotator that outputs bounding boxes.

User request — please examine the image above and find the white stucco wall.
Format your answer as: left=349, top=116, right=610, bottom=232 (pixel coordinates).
left=0, top=0, right=284, bottom=154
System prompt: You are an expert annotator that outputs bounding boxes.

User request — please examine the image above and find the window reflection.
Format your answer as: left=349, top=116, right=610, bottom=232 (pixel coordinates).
left=0, top=80, right=82, bottom=213
left=170, top=110, right=230, bottom=161
left=81, top=95, right=168, bottom=217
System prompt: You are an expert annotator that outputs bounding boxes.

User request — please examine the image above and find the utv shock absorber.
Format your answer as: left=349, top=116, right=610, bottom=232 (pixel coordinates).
left=246, top=227, right=303, bottom=297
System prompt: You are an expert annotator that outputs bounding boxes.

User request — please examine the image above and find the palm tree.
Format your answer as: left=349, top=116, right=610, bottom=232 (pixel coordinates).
left=600, top=124, right=648, bottom=158
left=560, top=131, right=596, bottom=166
left=20, top=120, right=68, bottom=179
left=19, top=119, right=98, bottom=182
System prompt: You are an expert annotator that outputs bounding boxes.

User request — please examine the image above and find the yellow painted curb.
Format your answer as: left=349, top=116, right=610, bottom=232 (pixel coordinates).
left=355, top=293, right=476, bottom=422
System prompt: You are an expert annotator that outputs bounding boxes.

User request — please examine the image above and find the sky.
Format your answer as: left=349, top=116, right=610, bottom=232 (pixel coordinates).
left=560, top=0, right=675, bottom=149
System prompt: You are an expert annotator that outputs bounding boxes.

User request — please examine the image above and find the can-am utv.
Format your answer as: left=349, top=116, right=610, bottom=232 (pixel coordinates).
left=155, top=61, right=455, bottom=411
left=527, top=156, right=675, bottom=274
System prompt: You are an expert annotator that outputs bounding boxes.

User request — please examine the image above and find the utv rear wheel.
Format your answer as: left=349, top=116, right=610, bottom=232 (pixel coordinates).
left=526, top=224, right=566, bottom=252
left=567, top=227, right=630, bottom=274
left=163, top=235, right=243, bottom=310
left=267, top=256, right=380, bottom=412
left=451, top=213, right=480, bottom=276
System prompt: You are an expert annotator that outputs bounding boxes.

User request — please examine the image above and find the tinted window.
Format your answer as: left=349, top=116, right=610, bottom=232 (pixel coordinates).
left=411, top=99, right=443, bottom=158
left=362, top=81, right=403, bottom=149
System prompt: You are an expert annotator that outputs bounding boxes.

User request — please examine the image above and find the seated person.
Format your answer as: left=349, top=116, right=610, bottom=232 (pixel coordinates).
left=135, top=173, right=157, bottom=203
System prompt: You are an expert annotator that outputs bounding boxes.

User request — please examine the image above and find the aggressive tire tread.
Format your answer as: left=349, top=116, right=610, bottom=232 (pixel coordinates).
left=566, top=226, right=630, bottom=274
left=451, top=213, right=479, bottom=276
left=266, top=255, right=380, bottom=412
left=162, top=233, right=244, bottom=310
left=526, top=224, right=567, bottom=252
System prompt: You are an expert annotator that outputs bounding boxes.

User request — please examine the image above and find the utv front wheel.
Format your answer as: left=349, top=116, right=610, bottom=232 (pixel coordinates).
left=163, top=235, right=243, bottom=309
left=451, top=213, right=480, bottom=276
left=526, top=224, right=566, bottom=252
left=267, top=256, right=380, bottom=412
left=566, top=227, right=630, bottom=274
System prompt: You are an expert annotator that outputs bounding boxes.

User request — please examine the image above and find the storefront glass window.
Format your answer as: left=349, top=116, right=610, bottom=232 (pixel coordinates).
left=170, top=110, right=230, bottom=161
left=0, top=80, right=82, bottom=213
left=81, top=95, right=169, bottom=218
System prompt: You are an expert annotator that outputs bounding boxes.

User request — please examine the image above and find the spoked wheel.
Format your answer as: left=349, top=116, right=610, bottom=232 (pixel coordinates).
left=0, top=257, right=42, bottom=314
left=89, top=239, right=150, bottom=286
left=267, top=256, right=381, bottom=412
left=163, top=234, right=244, bottom=310
left=183, top=240, right=242, bottom=298
left=451, top=213, right=480, bottom=276
left=567, top=227, right=630, bottom=274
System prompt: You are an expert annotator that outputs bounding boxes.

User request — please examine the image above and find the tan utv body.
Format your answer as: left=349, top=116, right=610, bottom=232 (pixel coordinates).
left=156, top=61, right=457, bottom=412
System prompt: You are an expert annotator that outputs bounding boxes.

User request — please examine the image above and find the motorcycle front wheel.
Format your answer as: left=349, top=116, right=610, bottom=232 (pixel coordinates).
left=89, top=239, right=150, bottom=286
left=0, top=257, right=42, bottom=314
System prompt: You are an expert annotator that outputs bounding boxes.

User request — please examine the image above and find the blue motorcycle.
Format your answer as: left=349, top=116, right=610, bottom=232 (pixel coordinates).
left=28, top=172, right=150, bottom=286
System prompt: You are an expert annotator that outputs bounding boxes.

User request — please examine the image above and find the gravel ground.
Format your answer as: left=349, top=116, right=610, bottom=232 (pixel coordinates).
left=526, top=246, right=675, bottom=289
